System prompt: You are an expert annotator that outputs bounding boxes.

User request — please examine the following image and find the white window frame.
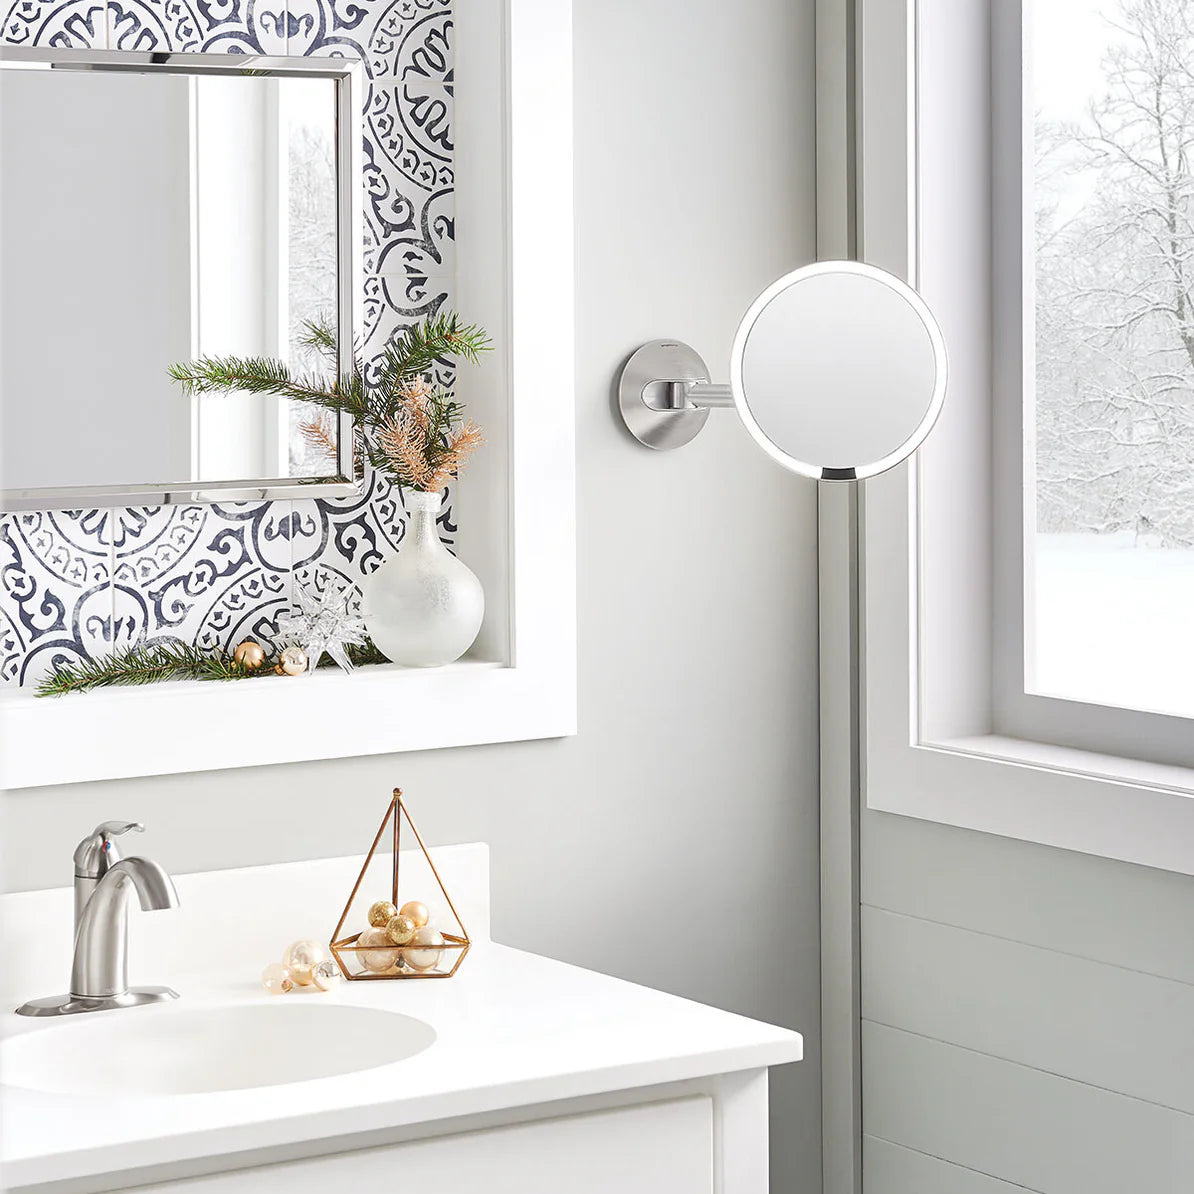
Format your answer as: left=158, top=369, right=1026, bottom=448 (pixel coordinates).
left=0, top=0, right=576, bottom=790
left=861, top=0, right=1194, bottom=877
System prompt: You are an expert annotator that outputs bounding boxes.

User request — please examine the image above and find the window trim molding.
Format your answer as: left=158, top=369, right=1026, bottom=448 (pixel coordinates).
left=860, top=0, right=1194, bottom=877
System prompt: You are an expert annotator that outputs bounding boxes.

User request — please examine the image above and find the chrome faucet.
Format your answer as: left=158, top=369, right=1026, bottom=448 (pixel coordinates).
left=16, top=821, right=180, bottom=1017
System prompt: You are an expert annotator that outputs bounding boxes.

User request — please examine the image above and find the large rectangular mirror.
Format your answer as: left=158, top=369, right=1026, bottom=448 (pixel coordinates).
left=0, top=48, right=362, bottom=511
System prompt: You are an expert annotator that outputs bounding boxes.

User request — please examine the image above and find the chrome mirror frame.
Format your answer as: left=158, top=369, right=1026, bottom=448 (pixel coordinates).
left=0, top=46, right=364, bottom=512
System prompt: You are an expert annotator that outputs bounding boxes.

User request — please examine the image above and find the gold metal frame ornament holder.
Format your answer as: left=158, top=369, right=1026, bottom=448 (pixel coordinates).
left=330, top=789, right=471, bottom=980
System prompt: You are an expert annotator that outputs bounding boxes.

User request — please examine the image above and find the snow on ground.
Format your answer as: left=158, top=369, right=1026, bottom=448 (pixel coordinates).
left=1032, top=532, right=1194, bottom=717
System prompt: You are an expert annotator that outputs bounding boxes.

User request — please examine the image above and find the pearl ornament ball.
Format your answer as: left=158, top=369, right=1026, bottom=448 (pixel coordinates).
left=311, top=959, right=342, bottom=991
left=398, top=900, right=429, bottom=929
left=368, top=900, right=398, bottom=928
left=358, top=926, right=398, bottom=972
left=282, top=939, right=326, bottom=986
left=404, top=926, right=445, bottom=972
left=280, top=645, right=308, bottom=676
left=261, top=962, right=294, bottom=994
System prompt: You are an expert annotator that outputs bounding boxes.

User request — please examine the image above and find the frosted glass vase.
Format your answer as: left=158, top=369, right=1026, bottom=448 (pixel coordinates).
left=362, top=491, right=484, bottom=667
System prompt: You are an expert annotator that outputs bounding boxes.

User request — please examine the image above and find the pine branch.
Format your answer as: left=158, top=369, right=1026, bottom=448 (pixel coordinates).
left=298, top=318, right=340, bottom=367
left=37, top=636, right=393, bottom=696
left=376, top=314, right=491, bottom=389
left=322, top=640, right=390, bottom=669
left=168, top=357, right=372, bottom=421
left=169, top=310, right=490, bottom=493
left=35, top=642, right=263, bottom=696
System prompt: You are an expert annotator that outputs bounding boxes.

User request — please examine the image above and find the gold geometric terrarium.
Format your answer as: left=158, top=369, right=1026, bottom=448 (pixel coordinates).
left=330, top=788, right=470, bottom=980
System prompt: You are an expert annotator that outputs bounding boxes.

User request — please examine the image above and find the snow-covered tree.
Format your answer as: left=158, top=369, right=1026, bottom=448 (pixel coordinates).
left=1036, top=0, right=1194, bottom=543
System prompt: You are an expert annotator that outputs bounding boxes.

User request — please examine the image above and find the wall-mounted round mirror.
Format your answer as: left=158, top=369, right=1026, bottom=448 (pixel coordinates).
left=730, top=261, right=946, bottom=480
left=617, top=260, right=948, bottom=480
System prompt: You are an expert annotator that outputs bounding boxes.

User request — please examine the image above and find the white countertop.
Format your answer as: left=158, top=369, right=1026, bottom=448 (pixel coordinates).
left=1, top=942, right=801, bottom=1190
left=0, top=847, right=801, bottom=1191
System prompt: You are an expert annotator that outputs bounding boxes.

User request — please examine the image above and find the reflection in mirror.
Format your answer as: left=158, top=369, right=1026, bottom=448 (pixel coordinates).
left=0, top=54, right=357, bottom=507
left=730, top=262, right=948, bottom=480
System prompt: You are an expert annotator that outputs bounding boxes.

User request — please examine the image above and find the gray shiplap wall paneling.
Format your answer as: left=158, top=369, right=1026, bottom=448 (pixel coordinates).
left=862, top=905, right=1194, bottom=1114
left=863, top=1021, right=1194, bottom=1194
left=864, top=1136, right=1040, bottom=1194
left=862, top=811, right=1194, bottom=985
left=862, top=804, right=1194, bottom=1192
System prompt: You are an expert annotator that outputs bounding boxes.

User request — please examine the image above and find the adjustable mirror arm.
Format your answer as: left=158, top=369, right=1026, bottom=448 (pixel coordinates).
left=617, top=340, right=861, bottom=481
left=662, top=381, right=735, bottom=410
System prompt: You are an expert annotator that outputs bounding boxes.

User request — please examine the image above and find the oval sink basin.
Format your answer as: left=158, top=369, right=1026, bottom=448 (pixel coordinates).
left=1, top=1001, right=436, bottom=1096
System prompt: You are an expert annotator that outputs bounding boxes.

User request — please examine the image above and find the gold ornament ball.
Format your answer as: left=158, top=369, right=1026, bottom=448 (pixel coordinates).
left=233, top=640, right=266, bottom=670
left=358, top=926, right=398, bottom=972
left=386, top=913, right=416, bottom=946
left=282, top=939, right=326, bottom=986
left=311, top=958, right=342, bottom=991
left=261, top=962, right=294, bottom=994
left=368, top=899, right=398, bottom=928
left=280, top=645, right=308, bottom=676
left=398, top=900, right=429, bottom=929
left=404, top=926, right=444, bottom=972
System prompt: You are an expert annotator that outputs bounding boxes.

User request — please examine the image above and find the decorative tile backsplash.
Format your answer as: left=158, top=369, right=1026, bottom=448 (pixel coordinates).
left=0, top=0, right=456, bottom=687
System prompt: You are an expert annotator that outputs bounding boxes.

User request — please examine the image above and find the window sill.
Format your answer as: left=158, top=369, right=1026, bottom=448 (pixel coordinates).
left=867, top=733, right=1194, bottom=877
left=0, top=656, right=576, bottom=790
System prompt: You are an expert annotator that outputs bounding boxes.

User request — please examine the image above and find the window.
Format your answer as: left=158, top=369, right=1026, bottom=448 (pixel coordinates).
left=1029, top=0, right=1194, bottom=720
left=856, top=0, right=1194, bottom=876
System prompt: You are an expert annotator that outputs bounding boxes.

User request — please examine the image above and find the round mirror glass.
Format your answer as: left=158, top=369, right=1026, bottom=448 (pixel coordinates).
left=730, top=261, right=947, bottom=480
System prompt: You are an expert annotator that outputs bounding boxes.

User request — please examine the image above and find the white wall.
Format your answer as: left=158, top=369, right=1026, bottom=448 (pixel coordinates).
left=0, top=2, right=821, bottom=1190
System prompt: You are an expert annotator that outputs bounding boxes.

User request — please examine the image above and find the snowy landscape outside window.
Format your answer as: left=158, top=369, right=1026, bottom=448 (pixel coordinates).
left=285, top=84, right=338, bottom=476
left=1029, top=0, right=1194, bottom=717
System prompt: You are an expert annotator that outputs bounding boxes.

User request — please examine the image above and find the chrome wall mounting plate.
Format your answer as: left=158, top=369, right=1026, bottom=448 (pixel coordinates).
left=618, top=340, right=714, bottom=451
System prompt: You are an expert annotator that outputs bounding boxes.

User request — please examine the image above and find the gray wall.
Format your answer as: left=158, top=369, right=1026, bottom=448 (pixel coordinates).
left=861, top=809, right=1194, bottom=1192
left=0, top=2, right=821, bottom=1190
left=0, top=71, right=193, bottom=490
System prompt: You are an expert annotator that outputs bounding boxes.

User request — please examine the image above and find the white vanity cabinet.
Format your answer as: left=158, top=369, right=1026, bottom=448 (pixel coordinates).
left=129, top=1098, right=716, bottom=1194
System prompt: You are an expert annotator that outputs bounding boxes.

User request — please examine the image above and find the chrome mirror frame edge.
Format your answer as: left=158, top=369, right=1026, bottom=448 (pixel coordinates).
left=0, top=46, right=364, bottom=512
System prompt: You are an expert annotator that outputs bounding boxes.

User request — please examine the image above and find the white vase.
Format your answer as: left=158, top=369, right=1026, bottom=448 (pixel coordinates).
left=362, top=490, right=484, bottom=667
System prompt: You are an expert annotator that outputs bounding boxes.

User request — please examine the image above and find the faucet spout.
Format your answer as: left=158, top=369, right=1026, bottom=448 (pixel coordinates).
left=116, top=857, right=179, bottom=912
left=70, top=857, right=179, bottom=1000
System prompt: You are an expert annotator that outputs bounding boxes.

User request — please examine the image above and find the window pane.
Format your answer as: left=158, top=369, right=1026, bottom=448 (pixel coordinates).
left=1029, top=0, right=1194, bottom=716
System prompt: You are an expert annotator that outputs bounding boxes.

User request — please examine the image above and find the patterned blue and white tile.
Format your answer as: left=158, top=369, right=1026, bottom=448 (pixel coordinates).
left=0, top=510, right=112, bottom=688
left=362, top=271, right=454, bottom=366
left=2, top=0, right=457, bottom=683
left=2, top=0, right=106, bottom=46
left=289, top=0, right=455, bottom=277
left=289, top=468, right=404, bottom=612
left=106, top=0, right=285, bottom=54
left=109, top=503, right=290, bottom=654
left=288, top=473, right=454, bottom=617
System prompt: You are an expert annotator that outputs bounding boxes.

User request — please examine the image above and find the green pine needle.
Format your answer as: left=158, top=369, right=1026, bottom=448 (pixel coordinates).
left=298, top=318, right=341, bottom=366
left=35, top=642, right=261, bottom=696
left=169, top=313, right=489, bottom=434
left=36, top=637, right=392, bottom=697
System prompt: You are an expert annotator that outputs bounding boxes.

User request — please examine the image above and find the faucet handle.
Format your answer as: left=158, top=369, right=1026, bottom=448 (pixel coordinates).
left=73, top=821, right=144, bottom=878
